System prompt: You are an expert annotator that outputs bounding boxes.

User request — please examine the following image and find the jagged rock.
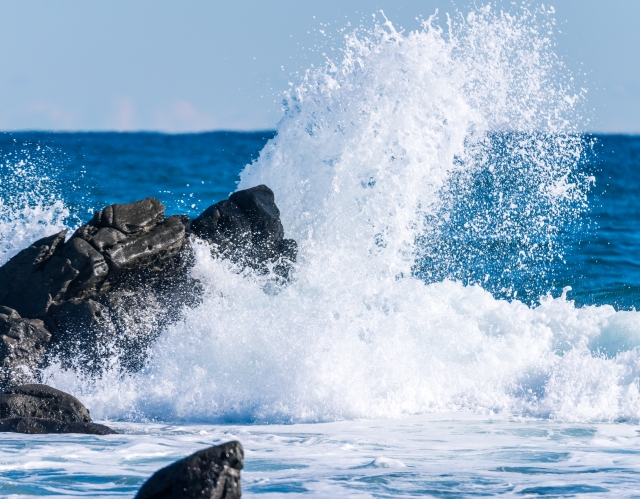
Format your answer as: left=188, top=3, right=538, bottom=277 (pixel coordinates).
left=48, top=299, right=117, bottom=371
left=0, top=231, right=71, bottom=317
left=192, top=185, right=297, bottom=274
left=135, top=441, right=244, bottom=499
left=96, top=197, right=165, bottom=234
left=0, top=416, right=116, bottom=435
left=0, top=186, right=295, bottom=382
left=192, top=199, right=252, bottom=255
left=62, top=237, right=110, bottom=297
left=230, top=185, right=284, bottom=243
left=0, top=308, right=51, bottom=388
left=91, top=227, right=128, bottom=252
left=104, top=216, right=185, bottom=271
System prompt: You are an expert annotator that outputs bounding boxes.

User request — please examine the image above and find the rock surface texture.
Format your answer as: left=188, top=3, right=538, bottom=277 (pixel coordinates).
left=192, top=185, right=297, bottom=276
left=135, top=441, right=244, bottom=499
left=0, top=185, right=295, bottom=385
left=0, top=383, right=116, bottom=434
left=0, top=307, right=51, bottom=387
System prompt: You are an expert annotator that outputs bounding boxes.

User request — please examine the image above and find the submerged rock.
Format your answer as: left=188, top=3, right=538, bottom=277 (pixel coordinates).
left=0, top=383, right=117, bottom=435
left=135, top=441, right=243, bottom=499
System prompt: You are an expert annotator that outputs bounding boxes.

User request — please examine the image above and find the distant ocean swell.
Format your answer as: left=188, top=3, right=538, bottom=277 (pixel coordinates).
left=3, top=6, right=640, bottom=425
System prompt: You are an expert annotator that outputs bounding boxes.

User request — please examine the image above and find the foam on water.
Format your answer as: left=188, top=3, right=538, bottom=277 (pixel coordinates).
left=31, top=6, right=640, bottom=424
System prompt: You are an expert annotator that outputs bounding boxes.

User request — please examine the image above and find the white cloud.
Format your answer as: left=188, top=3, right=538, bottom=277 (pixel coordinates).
left=152, top=100, right=217, bottom=132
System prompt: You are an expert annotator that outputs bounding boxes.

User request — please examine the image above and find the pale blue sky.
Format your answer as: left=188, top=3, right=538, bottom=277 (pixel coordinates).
left=0, top=1, right=638, bottom=133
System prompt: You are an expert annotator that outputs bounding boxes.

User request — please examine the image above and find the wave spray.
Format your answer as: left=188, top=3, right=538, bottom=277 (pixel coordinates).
left=45, top=6, right=640, bottom=424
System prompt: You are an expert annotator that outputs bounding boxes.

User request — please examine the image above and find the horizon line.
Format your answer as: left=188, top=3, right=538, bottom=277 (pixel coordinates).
left=1, top=129, right=639, bottom=136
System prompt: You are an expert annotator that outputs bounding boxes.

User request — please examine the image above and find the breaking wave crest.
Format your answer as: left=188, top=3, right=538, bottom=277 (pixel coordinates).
left=33, top=6, right=640, bottom=423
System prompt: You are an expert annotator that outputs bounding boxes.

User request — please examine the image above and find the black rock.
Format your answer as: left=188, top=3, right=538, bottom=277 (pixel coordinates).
left=0, top=186, right=294, bottom=383
left=62, top=237, right=110, bottom=298
left=95, top=197, right=165, bottom=234
left=229, top=184, right=285, bottom=243
left=135, top=441, right=243, bottom=499
left=192, top=185, right=297, bottom=274
left=48, top=299, right=117, bottom=371
left=191, top=199, right=253, bottom=257
left=0, top=384, right=117, bottom=435
left=0, top=383, right=91, bottom=422
left=0, top=231, right=71, bottom=317
left=0, top=417, right=116, bottom=435
left=0, top=307, right=52, bottom=388
left=104, top=216, right=185, bottom=271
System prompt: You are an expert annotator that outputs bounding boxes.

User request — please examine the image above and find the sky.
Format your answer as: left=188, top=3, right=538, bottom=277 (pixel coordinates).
left=0, top=1, right=638, bottom=133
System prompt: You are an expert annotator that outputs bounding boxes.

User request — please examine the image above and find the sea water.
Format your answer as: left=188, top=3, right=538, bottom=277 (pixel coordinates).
left=2, top=5, right=640, bottom=497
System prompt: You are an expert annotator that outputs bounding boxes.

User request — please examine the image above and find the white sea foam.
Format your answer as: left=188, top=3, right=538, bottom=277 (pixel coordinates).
left=0, top=153, right=69, bottom=264
left=44, top=6, right=640, bottom=424
left=0, top=200, right=69, bottom=265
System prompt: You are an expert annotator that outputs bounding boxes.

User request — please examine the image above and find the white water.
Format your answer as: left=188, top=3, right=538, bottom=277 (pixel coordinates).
left=2, top=6, right=640, bottom=498
left=3, top=415, right=640, bottom=498
left=30, top=6, right=640, bottom=426
left=0, top=4, right=636, bottom=426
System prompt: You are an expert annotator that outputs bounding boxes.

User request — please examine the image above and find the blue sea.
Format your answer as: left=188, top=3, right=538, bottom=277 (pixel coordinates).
left=3, top=8, right=640, bottom=498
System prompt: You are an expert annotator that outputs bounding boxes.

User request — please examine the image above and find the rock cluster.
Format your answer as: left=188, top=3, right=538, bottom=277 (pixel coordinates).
left=135, top=441, right=244, bottom=499
left=0, top=184, right=295, bottom=387
left=0, top=383, right=115, bottom=434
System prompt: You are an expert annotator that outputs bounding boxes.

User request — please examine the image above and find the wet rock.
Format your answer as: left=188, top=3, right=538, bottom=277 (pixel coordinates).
left=0, top=417, right=116, bottom=435
left=48, top=299, right=117, bottom=371
left=192, top=185, right=297, bottom=274
left=90, top=227, right=128, bottom=252
left=0, top=308, right=51, bottom=388
left=191, top=199, right=252, bottom=256
left=0, top=186, right=295, bottom=382
left=62, top=237, right=110, bottom=297
left=135, top=441, right=244, bottom=499
left=0, top=384, right=117, bottom=435
left=104, top=216, right=185, bottom=271
left=230, top=184, right=284, bottom=243
left=96, top=197, right=165, bottom=234
left=0, top=383, right=91, bottom=422
left=0, top=231, right=70, bottom=317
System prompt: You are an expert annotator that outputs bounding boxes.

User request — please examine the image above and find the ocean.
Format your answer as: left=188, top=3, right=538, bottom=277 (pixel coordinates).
left=2, top=7, right=640, bottom=498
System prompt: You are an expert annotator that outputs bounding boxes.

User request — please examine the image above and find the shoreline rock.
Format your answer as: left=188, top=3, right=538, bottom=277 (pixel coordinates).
left=135, top=441, right=244, bottom=499
left=0, top=383, right=116, bottom=435
left=0, top=184, right=296, bottom=386
left=0, top=417, right=116, bottom=435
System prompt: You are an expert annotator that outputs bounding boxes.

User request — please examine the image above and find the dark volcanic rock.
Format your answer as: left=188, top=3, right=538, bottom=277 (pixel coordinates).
left=192, top=185, right=297, bottom=274
left=0, top=186, right=295, bottom=384
left=62, top=237, right=110, bottom=298
left=104, top=216, right=185, bottom=271
left=0, top=384, right=91, bottom=422
left=0, top=417, right=116, bottom=435
left=0, top=231, right=71, bottom=317
left=0, top=383, right=117, bottom=435
left=192, top=199, right=253, bottom=256
left=96, top=198, right=165, bottom=234
left=48, top=299, right=117, bottom=371
left=0, top=307, right=51, bottom=388
left=135, top=441, right=244, bottom=499
left=230, top=185, right=284, bottom=243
